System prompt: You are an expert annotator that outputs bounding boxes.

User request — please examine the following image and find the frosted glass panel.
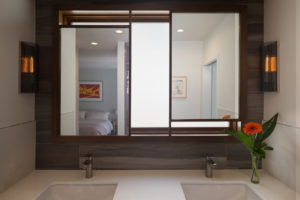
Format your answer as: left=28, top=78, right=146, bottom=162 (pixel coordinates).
left=60, top=28, right=78, bottom=136
left=131, top=23, right=169, bottom=127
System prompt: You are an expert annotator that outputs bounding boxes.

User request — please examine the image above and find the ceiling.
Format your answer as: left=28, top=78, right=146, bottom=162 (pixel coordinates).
left=77, top=13, right=231, bottom=69
left=77, top=28, right=129, bottom=69
left=172, top=13, right=228, bottom=41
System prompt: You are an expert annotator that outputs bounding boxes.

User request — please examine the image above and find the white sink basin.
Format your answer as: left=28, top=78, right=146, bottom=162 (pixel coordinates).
left=182, top=183, right=263, bottom=200
left=34, top=183, right=117, bottom=200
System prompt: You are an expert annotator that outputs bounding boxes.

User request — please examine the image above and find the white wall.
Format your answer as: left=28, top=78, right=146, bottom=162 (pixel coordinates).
left=296, top=0, right=300, bottom=193
left=172, top=41, right=203, bottom=119
left=202, top=14, right=239, bottom=119
left=60, top=28, right=78, bottom=136
left=0, top=0, right=35, bottom=192
left=263, top=0, right=299, bottom=193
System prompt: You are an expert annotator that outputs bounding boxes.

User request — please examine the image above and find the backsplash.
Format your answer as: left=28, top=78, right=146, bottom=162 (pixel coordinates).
left=78, top=142, right=252, bottom=170
left=35, top=0, right=263, bottom=169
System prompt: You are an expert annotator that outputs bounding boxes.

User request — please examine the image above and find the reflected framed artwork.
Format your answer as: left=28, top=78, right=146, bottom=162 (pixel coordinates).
left=172, top=76, right=187, bottom=98
left=79, top=81, right=103, bottom=101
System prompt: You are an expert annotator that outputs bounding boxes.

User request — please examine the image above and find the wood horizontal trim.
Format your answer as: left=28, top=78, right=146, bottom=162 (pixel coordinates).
left=53, top=135, right=238, bottom=143
left=62, top=14, right=170, bottom=25
left=131, top=128, right=169, bottom=134
left=65, top=15, right=130, bottom=24
left=55, top=3, right=246, bottom=13
left=131, top=15, right=170, bottom=22
left=59, top=25, right=130, bottom=28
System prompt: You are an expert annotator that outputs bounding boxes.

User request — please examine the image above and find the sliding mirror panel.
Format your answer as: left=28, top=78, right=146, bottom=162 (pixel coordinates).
left=60, top=27, right=129, bottom=136
left=172, top=13, right=240, bottom=120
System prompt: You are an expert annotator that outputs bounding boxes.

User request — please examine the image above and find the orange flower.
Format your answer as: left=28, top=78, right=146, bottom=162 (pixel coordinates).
left=243, top=122, right=262, bottom=135
left=222, top=115, right=231, bottom=119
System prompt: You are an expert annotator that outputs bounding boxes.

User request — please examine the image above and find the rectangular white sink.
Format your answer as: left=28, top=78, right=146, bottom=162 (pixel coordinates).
left=34, top=183, right=117, bottom=200
left=182, top=183, right=263, bottom=200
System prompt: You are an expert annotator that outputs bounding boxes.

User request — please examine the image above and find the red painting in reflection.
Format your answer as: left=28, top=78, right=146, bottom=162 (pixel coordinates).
left=79, top=82, right=102, bottom=101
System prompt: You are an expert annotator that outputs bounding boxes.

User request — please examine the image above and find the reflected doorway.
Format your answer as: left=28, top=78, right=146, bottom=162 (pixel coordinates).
left=202, top=61, right=217, bottom=119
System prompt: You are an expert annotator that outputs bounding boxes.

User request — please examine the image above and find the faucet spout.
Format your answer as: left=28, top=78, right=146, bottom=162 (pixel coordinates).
left=205, top=156, right=217, bottom=178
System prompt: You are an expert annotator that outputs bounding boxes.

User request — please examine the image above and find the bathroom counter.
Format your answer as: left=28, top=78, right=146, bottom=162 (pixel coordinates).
left=0, top=170, right=298, bottom=200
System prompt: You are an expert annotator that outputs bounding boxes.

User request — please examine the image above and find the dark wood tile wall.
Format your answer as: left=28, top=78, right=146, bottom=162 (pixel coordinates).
left=35, top=0, right=263, bottom=169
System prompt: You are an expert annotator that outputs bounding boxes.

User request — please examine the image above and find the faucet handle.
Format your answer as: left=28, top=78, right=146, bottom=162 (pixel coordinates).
left=206, top=155, right=215, bottom=160
left=80, top=154, right=93, bottom=169
left=206, top=155, right=217, bottom=167
left=209, top=161, right=217, bottom=167
left=86, top=153, right=93, bottom=158
left=81, top=154, right=94, bottom=179
left=80, top=153, right=93, bottom=158
left=83, top=159, right=91, bottom=165
left=81, top=153, right=93, bottom=161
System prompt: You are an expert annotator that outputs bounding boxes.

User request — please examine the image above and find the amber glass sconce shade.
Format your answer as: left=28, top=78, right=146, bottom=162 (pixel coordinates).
left=20, top=42, right=38, bottom=93
left=262, top=42, right=277, bottom=91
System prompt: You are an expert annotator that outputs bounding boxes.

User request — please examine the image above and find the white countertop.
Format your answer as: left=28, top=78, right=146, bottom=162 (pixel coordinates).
left=0, top=170, right=298, bottom=200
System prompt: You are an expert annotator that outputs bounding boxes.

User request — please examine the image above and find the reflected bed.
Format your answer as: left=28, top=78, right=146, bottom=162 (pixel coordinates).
left=79, top=119, right=113, bottom=136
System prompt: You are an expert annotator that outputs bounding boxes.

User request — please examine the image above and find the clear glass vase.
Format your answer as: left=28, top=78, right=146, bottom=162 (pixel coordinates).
left=251, top=154, right=260, bottom=184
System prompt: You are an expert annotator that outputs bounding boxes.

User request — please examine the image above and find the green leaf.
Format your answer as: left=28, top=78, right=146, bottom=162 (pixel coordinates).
left=254, top=149, right=266, bottom=159
left=260, top=142, right=268, bottom=148
left=225, top=130, right=254, bottom=153
left=261, top=113, right=278, bottom=142
left=254, top=142, right=267, bottom=152
left=254, top=134, right=264, bottom=148
left=254, top=126, right=266, bottom=148
left=264, top=146, right=274, bottom=151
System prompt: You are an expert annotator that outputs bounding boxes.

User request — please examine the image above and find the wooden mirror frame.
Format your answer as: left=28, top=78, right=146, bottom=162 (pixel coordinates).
left=52, top=3, right=247, bottom=142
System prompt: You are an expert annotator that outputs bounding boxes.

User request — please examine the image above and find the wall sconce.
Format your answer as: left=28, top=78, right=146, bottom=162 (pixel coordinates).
left=20, top=42, right=38, bottom=93
left=262, top=42, right=278, bottom=92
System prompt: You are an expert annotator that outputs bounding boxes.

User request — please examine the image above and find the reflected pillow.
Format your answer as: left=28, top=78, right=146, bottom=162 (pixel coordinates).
left=86, top=111, right=110, bottom=121
left=79, top=111, right=86, bottom=120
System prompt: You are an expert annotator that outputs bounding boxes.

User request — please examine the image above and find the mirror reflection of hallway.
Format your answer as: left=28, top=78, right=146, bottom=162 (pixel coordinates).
left=172, top=13, right=240, bottom=120
left=60, top=27, right=130, bottom=136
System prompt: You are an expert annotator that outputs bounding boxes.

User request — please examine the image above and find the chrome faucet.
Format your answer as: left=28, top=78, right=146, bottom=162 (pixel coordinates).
left=205, top=156, right=217, bottom=178
left=82, top=154, right=93, bottom=178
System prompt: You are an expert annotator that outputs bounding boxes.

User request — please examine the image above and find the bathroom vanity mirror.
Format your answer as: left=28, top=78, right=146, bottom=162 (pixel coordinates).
left=172, top=13, right=240, bottom=120
left=60, top=27, right=130, bottom=136
left=54, top=4, right=247, bottom=141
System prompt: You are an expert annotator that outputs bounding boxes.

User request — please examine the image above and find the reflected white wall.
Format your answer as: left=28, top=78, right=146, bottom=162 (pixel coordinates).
left=202, top=14, right=239, bottom=119
left=172, top=41, right=203, bottom=119
left=131, top=23, right=169, bottom=127
left=117, top=42, right=125, bottom=135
